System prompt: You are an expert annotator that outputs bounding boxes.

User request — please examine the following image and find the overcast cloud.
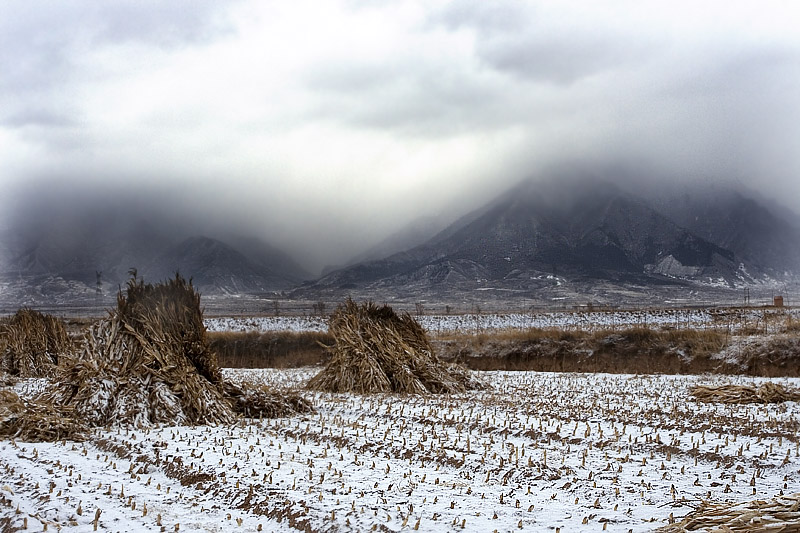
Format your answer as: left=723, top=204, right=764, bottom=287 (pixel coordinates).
left=2, top=0, right=800, bottom=273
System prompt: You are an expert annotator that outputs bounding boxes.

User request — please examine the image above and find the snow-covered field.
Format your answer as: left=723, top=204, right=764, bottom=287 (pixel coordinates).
left=206, top=316, right=330, bottom=333
left=2, top=370, right=798, bottom=532
left=205, top=307, right=800, bottom=335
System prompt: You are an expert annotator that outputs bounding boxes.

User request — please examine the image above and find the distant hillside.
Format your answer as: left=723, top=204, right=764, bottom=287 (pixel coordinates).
left=3, top=175, right=799, bottom=309
left=145, top=236, right=297, bottom=295
left=0, top=202, right=308, bottom=306
left=223, top=235, right=313, bottom=284
left=0, top=207, right=170, bottom=286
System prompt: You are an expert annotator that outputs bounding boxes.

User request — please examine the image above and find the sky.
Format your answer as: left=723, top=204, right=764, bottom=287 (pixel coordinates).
left=2, top=0, right=800, bottom=273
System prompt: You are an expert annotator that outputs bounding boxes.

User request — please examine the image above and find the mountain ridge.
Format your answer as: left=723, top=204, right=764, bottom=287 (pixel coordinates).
left=298, top=177, right=798, bottom=301
left=3, top=176, right=799, bottom=308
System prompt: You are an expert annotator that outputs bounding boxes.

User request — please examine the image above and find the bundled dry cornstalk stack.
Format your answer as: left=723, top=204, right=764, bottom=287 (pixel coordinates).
left=0, top=274, right=311, bottom=441
left=0, top=389, right=25, bottom=425
left=40, top=274, right=236, bottom=428
left=691, top=383, right=800, bottom=404
left=658, top=492, right=800, bottom=532
left=306, top=299, right=481, bottom=394
left=0, top=308, right=72, bottom=378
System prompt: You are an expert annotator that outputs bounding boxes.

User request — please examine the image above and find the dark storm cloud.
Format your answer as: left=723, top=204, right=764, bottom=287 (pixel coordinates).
left=431, top=1, right=800, bottom=208
left=2, top=1, right=800, bottom=276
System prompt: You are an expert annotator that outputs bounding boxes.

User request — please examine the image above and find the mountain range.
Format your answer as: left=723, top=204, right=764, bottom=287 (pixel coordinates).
left=297, top=178, right=800, bottom=303
left=1, top=176, right=799, bottom=308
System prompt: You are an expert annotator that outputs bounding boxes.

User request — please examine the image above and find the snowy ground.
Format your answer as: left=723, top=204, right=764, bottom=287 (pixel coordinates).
left=1, top=370, right=798, bottom=532
left=205, top=307, right=800, bottom=335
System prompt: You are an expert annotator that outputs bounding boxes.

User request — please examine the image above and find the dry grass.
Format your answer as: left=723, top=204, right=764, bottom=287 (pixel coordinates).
left=779, top=315, right=800, bottom=335
left=437, top=326, right=731, bottom=375
left=209, top=331, right=332, bottom=368
left=439, top=326, right=726, bottom=351
left=691, top=383, right=800, bottom=404
left=658, top=492, right=800, bottom=532
left=0, top=308, right=73, bottom=377
left=306, top=299, right=481, bottom=394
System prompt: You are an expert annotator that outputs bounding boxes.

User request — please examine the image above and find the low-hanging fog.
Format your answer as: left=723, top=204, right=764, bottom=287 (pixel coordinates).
left=2, top=0, right=800, bottom=275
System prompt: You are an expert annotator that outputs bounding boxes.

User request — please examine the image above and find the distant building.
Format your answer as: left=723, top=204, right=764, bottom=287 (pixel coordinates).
left=773, top=295, right=784, bottom=307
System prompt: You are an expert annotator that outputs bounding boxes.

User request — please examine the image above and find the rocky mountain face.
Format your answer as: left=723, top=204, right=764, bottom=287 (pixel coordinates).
left=301, top=178, right=799, bottom=301
left=650, top=186, right=800, bottom=277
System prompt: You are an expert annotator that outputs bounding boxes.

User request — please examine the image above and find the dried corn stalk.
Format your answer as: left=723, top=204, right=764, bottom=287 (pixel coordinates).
left=658, top=492, right=800, bottom=532
left=41, top=273, right=236, bottom=428
left=691, top=383, right=800, bottom=404
left=0, top=389, right=87, bottom=441
left=223, top=381, right=313, bottom=418
left=306, top=299, right=482, bottom=394
left=3, top=274, right=311, bottom=441
left=1, top=308, right=72, bottom=377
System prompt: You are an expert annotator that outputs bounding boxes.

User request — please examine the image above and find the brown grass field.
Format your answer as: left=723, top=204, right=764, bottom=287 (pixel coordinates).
left=207, top=322, right=800, bottom=377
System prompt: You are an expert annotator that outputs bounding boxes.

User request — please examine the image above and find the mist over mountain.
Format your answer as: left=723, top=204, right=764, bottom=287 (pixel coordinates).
left=4, top=1, right=800, bottom=304
left=2, top=172, right=799, bottom=310
left=146, top=236, right=299, bottom=295
left=650, top=187, right=800, bottom=277
left=299, top=176, right=800, bottom=303
left=320, top=214, right=454, bottom=276
left=0, top=193, right=309, bottom=306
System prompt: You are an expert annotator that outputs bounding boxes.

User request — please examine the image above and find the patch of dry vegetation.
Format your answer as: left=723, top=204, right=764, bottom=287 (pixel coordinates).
left=436, top=326, right=733, bottom=375
left=691, top=383, right=800, bottom=404
left=223, top=380, right=313, bottom=418
left=214, top=320, right=800, bottom=378
left=658, top=492, right=800, bottom=532
left=209, top=330, right=331, bottom=368
left=306, top=299, right=481, bottom=394
left=0, top=388, right=87, bottom=441
left=0, top=308, right=73, bottom=378
left=716, top=335, right=800, bottom=376
left=439, top=326, right=726, bottom=349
